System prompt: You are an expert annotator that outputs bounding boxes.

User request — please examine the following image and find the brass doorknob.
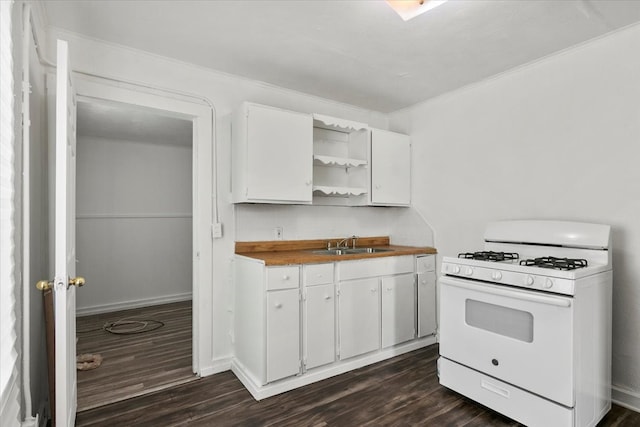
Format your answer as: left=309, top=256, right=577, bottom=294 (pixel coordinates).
left=69, top=277, right=86, bottom=287
left=36, top=280, right=52, bottom=291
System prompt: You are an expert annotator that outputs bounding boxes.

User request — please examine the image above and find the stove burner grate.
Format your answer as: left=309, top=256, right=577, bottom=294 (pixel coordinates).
left=519, top=256, right=588, bottom=270
left=458, top=251, right=519, bottom=262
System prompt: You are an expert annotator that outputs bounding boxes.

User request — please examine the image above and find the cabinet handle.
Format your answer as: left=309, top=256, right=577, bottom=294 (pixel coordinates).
left=275, top=303, right=283, bottom=309
left=371, top=288, right=377, bottom=293
left=421, top=279, right=427, bottom=285
left=283, top=275, right=290, bottom=280
left=386, top=287, right=392, bottom=291
left=305, top=180, right=312, bottom=186
left=324, top=295, right=331, bottom=300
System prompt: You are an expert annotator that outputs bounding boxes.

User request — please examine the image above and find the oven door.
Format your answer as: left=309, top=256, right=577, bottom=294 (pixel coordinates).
left=439, top=276, right=574, bottom=407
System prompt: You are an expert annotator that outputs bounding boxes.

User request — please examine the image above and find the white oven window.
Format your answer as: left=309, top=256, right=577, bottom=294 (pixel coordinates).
left=465, top=299, right=534, bottom=343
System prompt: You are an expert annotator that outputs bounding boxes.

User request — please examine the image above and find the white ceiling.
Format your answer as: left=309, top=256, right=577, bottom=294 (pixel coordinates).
left=77, top=101, right=193, bottom=146
left=45, top=0, right=640, bottom=113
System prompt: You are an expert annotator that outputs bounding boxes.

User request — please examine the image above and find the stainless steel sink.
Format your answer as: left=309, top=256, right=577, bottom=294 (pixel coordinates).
left=311, top=249, right=349, bottom=255
left=311, top=247, right=394, bottom=255
left=344, top=247, right=394, bottom=254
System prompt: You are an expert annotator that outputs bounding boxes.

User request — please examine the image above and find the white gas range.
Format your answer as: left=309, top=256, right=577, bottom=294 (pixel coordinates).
left=438, top=220, right=612, bottom=427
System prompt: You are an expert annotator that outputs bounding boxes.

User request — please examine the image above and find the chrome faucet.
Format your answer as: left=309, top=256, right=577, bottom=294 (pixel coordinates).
left=337, top=235, right=358, bottom=249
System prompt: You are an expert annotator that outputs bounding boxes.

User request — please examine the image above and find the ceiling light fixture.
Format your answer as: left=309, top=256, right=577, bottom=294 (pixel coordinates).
left=386, top=0, right=449, bottom=21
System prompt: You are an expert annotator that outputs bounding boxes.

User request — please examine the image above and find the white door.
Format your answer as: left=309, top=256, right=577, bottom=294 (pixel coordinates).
left=416, top=255, right=436, bottom=338
left=246, top=104, right=313, bottom=203
left=417, top=271, right=437, bottom=337
left=338, top=278, right=380, bottom=360
left=304, top=284, right=335, bottom=369
left=266, top=289, right=300, bottom=382
left=381, top=274, right=416, bottom=348
left=370, top=129, right=411, bottom=206
left=53, top=39, right=79, bottom=427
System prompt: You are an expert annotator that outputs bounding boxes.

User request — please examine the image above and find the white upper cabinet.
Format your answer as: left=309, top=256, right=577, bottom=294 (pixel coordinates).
left=232, top=103, right=411, bottom=206
left=370, top=129, right=411, bottom=206
left=232, top=102, right=313, bottom=204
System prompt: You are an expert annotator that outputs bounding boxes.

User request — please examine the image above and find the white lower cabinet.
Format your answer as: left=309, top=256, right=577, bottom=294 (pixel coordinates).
left=233, top=260, right=301, bottom=386
left=381, top=273, right=416, bottom=348
left=266, top=289, right=301, bottom=382
left=234, top=254, right=437, bottom=400
left=339, top=278, right=381, bottom=360
left=304, top=283, right=335, bottom=369
left=417, top=255, right=437, bottom=338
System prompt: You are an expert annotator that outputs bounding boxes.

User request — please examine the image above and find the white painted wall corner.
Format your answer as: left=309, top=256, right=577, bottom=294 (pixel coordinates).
left=612, top=384, right=640, bottom=413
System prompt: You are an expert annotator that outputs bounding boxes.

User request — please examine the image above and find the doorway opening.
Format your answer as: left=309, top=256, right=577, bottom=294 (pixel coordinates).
left=73, top=100, right=197, bottom=410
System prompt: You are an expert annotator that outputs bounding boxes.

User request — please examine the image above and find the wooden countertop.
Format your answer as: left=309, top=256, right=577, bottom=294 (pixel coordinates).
left=235, top=236, right=437, bottom=266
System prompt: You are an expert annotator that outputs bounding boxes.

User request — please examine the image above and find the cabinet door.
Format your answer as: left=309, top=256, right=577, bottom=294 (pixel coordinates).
left=339, top=278, right=380, bottom=360
left=266, top=289, right=300, bottom=382
left=370, top=129, right=411, bottom=206
left=246, top=104, right=313, bottom=203
left=418, top=271, right=437, bottom=338
left=304, top=284, right=335, bottom=370
left=381, top=274, right=416, bottom=348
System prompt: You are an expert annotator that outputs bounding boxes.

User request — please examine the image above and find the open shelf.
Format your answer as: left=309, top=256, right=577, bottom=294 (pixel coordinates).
left=313, top=155, right=368, bottom=168
left=312, top=114, right=370, bottom=206
left=313, top=186, right=367, bottom=197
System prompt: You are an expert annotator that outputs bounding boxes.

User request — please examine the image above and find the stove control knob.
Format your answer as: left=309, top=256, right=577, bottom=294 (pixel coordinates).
left=491, top=271, right=502, bottom=281
left=525, top=275, right=534, bottom=286
left=543, top=278, right=554, bottom=289
left=451, top=265, right=461, bottom=274
left=465, top=267, right=474, bottom=276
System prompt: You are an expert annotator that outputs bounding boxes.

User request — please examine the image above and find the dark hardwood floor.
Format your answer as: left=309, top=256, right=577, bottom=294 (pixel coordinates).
left=75, top=301, right=196, bottom=411
left=76, top=343, right=640, bottom=426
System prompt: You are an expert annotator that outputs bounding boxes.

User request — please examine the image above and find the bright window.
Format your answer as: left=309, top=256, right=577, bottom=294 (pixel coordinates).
left=0, top=0, right=19, bottom=418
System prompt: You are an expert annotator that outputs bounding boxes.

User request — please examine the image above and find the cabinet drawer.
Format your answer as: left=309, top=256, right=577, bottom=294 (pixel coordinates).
left=266, top=266, right=300, bottom=290
left=338, top=255, right=414, bottom=281
left=303, top=263, right=334, bottom=286
left=438, top=357, right=573, bottom=426
left=416, top=255, right=435, bottom=273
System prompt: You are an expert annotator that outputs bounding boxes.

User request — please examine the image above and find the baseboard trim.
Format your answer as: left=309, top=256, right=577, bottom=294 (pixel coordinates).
left=199, top=357, right=232, bottom=377
left=21, top=415, right=37, bottom=427
left=232, top=336, right=437, bottom=401
left=76, top=293, right=192, bottom=316
left=612, top=384, right=640, bottom=413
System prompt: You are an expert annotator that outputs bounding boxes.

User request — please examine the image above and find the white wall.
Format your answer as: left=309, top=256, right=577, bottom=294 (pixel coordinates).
left=235, top=204, right=433, bottom=247
left=75, top=135, right=193, bottom=314
left=390, top=23, right=640, bottom=404
left=46, top=28, right=400, bottom=363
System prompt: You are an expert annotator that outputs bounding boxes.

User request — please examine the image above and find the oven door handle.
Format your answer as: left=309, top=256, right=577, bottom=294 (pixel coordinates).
left=442, top=278, right=572, bottom=308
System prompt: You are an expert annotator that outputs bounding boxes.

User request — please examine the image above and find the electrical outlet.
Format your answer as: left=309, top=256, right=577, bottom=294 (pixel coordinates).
left=274, top=227, right=283, bottom=240
left=212, top=223, right=223, bottom=238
